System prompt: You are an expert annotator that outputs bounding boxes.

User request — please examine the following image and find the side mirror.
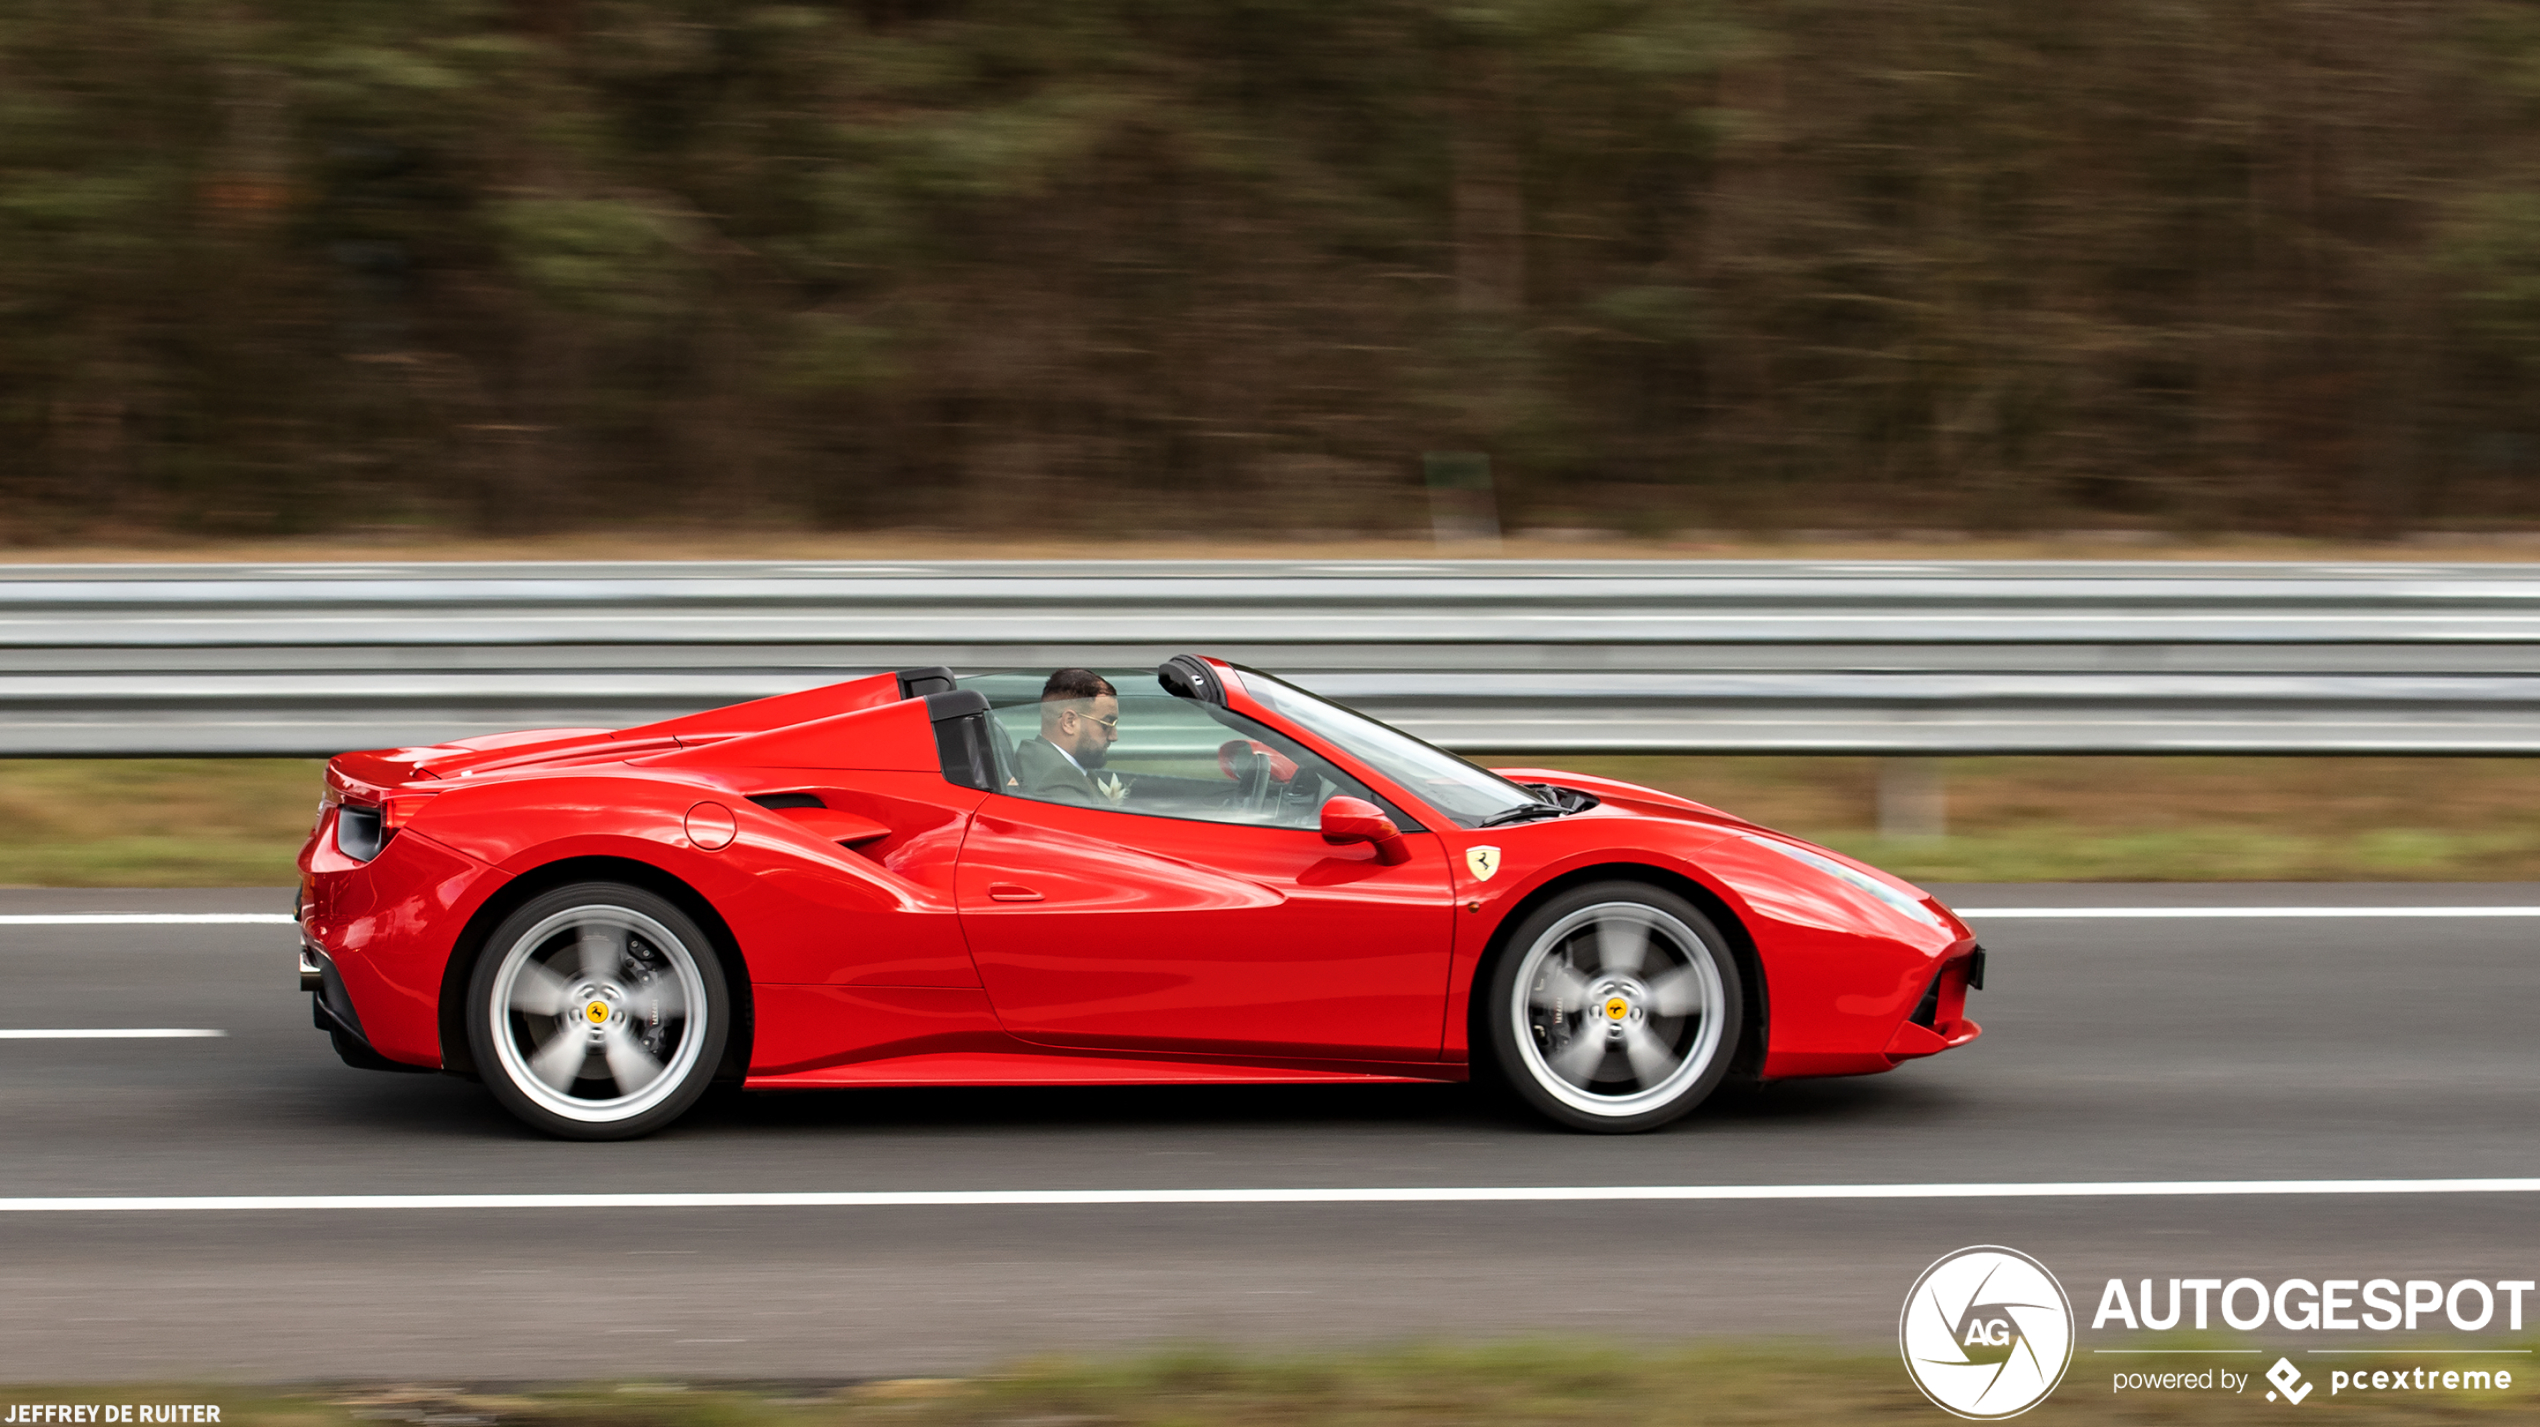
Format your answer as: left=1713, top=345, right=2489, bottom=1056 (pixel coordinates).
left=1320, top=795, right=1410, bottom=865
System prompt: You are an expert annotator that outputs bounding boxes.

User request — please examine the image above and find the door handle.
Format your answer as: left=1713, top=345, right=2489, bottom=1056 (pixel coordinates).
left=986, top=882, right=1044, bottom=902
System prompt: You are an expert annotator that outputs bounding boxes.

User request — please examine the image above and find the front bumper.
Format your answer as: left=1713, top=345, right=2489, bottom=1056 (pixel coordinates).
left=1884, top=943, right=1985, bottom=1063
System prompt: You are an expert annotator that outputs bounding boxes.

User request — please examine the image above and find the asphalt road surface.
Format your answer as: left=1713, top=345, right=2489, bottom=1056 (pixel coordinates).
left=0, top=883, right=2534, bottom=1382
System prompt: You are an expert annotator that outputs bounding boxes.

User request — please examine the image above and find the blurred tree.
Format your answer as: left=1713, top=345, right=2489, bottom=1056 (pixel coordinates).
left=0, top=0, right=2535, bottom=540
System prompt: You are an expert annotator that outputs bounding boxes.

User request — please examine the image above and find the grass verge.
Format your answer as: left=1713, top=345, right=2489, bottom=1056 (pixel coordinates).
left=5, top=1342, right=2530, bottom=1424
left=0, top=759, right=321, bottom=887
left=10, top=754, right=2540, bottom=886
left=1530, top=754, right=2540, bottom=883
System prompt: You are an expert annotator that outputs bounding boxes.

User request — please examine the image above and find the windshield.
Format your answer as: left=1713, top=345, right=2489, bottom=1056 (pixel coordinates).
left=1230, top=666, right=1541, bottom=827
left=952, top=668, right=1416, bottom=832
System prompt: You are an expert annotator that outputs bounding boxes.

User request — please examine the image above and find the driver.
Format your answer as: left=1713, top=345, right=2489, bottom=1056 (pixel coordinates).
left=1014, top=668, right=1125, bottom=806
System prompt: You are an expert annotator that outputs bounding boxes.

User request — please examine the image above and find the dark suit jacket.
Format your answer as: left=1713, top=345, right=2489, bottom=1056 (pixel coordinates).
left=1014, top=736, right=1098, bottom=806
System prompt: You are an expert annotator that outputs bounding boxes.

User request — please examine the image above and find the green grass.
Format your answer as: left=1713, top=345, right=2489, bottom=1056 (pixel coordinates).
left=8, top=1342, right=2530, bottom=1425
left=1532, top=755, right=2540, bottom=883
left=12, top=753, right=2540, bottom=886
left=0, top=758, right=321, bottom=886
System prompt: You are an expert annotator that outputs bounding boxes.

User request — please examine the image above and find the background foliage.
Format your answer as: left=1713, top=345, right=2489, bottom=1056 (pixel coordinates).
left=11, top=0, right=2540, bottom=539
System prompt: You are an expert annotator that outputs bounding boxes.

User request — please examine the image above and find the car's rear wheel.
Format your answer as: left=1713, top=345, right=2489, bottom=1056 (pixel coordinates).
left=1483, top=881, right=1743, bottom=1134
left=466, top=883, right=728, bottom=1140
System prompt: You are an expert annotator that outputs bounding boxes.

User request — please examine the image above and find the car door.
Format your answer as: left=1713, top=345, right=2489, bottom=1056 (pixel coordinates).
left=953, top=682, right=1457, bottom=1061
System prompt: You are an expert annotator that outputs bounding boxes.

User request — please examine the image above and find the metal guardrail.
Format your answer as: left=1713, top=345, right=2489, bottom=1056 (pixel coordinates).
left=9, top=558, right=2540, bottom=756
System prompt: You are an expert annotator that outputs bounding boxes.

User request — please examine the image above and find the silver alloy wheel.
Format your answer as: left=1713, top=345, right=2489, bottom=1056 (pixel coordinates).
left=486, top=904, right=709, bottom=1125
left=1508, top=900, right=1727, bottom=1119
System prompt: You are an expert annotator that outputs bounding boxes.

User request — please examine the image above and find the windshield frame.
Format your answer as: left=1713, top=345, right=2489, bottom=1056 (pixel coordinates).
left=1225, top=664, right=1545, bottom=829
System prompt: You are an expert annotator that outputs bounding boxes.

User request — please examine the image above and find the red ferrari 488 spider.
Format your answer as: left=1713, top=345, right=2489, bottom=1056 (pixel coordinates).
left=296, top=656, right=1982, bottom=1139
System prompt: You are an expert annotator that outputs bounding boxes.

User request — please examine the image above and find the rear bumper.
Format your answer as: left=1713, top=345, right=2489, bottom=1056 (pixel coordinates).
left=303, top=938, right=431, bottom=1074
left=299, top=827, right=501, bottom=1068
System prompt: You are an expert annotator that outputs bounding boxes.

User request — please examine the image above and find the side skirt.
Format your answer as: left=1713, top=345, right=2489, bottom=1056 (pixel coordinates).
left=747, top=1051, right=1465, bottom=1091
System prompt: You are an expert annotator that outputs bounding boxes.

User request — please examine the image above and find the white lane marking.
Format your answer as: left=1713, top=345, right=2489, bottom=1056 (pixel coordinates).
left=0, top=1029, right=227, bottom=1040
left=0, top=1178, right=2535, bottom=1213
left=1955, top=906, right=2540, bottom=918
left=0, top=914, right=293, bottom=926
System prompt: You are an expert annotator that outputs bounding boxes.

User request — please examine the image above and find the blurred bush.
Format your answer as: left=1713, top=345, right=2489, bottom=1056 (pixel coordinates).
left=7, top=0, right=2540, bottom=540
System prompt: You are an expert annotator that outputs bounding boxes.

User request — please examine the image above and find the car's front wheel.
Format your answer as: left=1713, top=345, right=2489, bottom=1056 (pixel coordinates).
left=1482, top=881, right=1743, bottom=1133
left=466, top=883, right=728, bottom=1140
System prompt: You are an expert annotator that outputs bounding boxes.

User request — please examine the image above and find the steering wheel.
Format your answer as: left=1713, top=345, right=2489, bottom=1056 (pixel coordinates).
left=1216, top=739, right=1296, bottom=784
left=1244, top=749, right=1280, bottom=813
left=1215, top=739, right=1296, bottom=819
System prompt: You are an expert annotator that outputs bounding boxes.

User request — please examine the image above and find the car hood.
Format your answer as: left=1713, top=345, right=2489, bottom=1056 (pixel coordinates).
left=1486, top=766, right=1772, bottom=837
left=1491, top=765, right=1958, bottom=931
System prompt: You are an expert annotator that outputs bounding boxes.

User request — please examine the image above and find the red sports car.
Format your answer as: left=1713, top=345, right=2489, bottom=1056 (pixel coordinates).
left=297, top=656, right=1982, bottom=1139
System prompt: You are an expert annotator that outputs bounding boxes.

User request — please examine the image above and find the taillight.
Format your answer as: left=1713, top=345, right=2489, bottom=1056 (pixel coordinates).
left=380, top=791, right=435, bottom=831
left=333, top=791, right=437, bottom=862
left=335, top=804, right=386, bottom=861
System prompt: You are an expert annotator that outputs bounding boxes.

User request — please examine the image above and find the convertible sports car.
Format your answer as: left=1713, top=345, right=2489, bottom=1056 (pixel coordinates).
left=296, top=656, right=1983, bottom=1139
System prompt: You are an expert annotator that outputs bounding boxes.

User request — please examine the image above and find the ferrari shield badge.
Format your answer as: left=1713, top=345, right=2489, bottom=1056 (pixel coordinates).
left=1465, top=845, right=1501, bottom=881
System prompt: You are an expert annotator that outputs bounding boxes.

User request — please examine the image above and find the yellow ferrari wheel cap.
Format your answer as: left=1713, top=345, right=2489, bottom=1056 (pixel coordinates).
left=584, top=1000, right=611, bottom=1025
left=1603, top=996, right=1630, bottom=1021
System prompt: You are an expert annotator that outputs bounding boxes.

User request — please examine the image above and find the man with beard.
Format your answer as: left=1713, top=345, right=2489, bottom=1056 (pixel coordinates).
left=1014, top=667, right=1124, bottom=806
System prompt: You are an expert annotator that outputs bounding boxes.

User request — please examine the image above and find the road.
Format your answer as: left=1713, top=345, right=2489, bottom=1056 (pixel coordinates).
left=0, top=883, right=2534, bottom=1381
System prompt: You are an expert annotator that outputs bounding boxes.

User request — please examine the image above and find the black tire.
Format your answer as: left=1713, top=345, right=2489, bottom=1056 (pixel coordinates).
left=465, top=882, right=730, bottom=1140
left=1480, top=880, right=1744, bottom=1134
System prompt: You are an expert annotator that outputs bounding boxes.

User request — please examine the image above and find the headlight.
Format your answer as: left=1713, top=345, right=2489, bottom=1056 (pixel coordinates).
left=1739, top=833, right=1941, bottom=928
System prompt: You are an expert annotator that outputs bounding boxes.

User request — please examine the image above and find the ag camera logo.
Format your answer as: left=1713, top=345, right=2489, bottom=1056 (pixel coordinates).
left=1902, top=1246, right=2076, bottom=1419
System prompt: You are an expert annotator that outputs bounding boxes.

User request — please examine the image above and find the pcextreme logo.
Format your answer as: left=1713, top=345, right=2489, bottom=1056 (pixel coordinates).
left=1901, top=1246, right=2077, bottom=1419
left=2264, top=1357, right=2315, bottom=1404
